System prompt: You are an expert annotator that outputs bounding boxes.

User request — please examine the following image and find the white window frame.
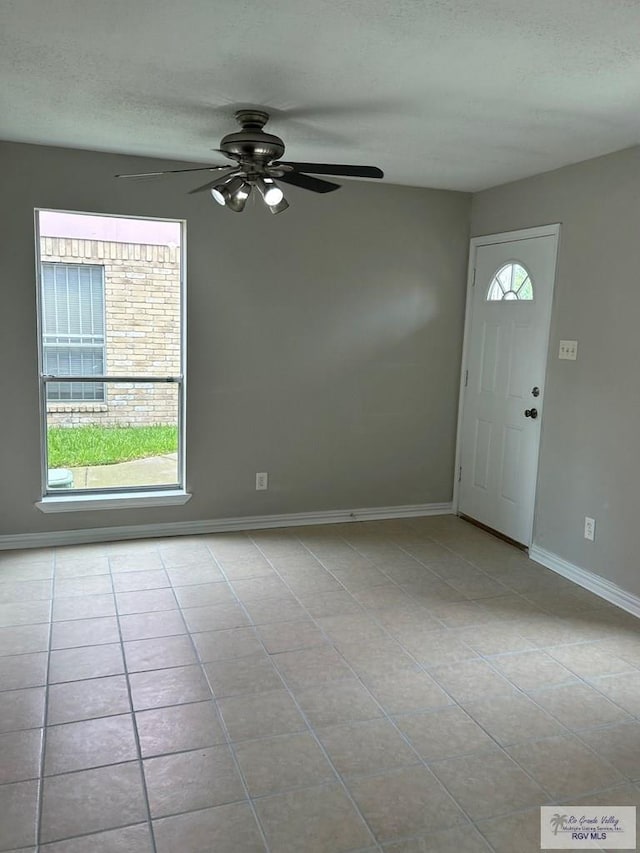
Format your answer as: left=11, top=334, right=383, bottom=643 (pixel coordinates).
left=34, top=209, right=190, bottom=511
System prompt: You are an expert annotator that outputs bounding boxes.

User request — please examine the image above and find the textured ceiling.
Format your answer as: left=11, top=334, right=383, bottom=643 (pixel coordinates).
left=2, top=0, right=640, bottom=191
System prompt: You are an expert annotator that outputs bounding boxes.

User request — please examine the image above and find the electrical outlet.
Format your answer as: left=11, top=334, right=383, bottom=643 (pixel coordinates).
left=584, top=516, right=595, bottom=541
left=559, top=340, right=578, bottom=360
left=255, top=472, right=268, bottom=491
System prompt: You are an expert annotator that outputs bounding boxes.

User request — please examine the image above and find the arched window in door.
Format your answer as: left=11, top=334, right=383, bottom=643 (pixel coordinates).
left=487, top=262, right=533, bottom=301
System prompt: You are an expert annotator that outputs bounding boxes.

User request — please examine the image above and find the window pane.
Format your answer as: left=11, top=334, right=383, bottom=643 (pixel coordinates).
left=46, top=381, right=180, bottom=491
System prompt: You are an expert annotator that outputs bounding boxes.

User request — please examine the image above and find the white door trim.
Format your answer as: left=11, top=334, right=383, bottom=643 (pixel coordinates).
left=452, top=223, right=561, bottom=541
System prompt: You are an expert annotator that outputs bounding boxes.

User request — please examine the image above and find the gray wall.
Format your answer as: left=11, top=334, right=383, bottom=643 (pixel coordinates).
left=472, top=146, right=640, bottom=595
left=0, top=141, right=470, bottom=536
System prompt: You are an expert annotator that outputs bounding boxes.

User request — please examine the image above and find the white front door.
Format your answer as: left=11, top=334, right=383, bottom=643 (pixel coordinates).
left=457, top=227, right=559, bottom=545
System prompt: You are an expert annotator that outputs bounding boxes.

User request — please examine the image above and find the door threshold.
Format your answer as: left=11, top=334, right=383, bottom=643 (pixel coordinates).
left=458, top=513, right=528, bottom=552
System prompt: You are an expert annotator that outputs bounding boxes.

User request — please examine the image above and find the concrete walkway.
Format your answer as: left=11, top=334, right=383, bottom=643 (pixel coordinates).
left=69, top=453, right=178, bottom=488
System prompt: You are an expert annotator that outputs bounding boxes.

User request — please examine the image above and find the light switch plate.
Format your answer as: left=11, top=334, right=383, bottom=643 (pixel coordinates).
left=559, top=340, right=578, bottom=360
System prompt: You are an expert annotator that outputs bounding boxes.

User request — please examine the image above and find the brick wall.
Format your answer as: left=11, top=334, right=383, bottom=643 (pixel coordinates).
left=41, top=237, right=181, bottom=427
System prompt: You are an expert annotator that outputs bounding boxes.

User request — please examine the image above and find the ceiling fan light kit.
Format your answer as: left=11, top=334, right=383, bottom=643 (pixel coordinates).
left=116, top=109, right=384, bottom=215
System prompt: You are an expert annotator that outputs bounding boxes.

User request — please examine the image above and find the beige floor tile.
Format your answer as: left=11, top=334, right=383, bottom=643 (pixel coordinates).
left=589, top=672, right=640, bottom=716
left=491, top=650, right=577, bottom=691
left=0, top=728, right=42, bottom=783
left=0, top=600, right=51, bottom=627
left=109, top=552, right=164, bottom=572
left=382, top=824, right=491, bottom=852
left=317, top=718, right=418, bottom=778
left=395, top=706, right=495, bottom=761
left=112, top=569, right=170, bottom=592
left=458, top=625, right=536, bottom=656
left=477, top=808, right=543, bottom=853
left=47, top=675, right=131, bottom=724
left=328, top=564, right=391, bottom=592
left=463, top=692, right=565, bottom=745
left=115, top=588, right=178, bottom=615
left=272, top=645, right=354, bottom=691
left=49, top=643, right=124, bottom=683
left=285, top=573, right=347, bottom=597
left=166, top=563, right=224, bottom=585
left=218, top=689, right=307, bottom=741
left=0, top=652, right=48, bottom=689
left=407, top=629, right=479, bottom=668
left=355, top=584, right=418, bottom=611
left=0, top=687, right=44, bottom=738
left=181, top=602, right=250, bottom=633
left=119, top=609, right=187, bottom=641
left=124, top=634, right=197, bottom=672
left=235, top=731, right=336, bottom=796
left=144, top=744, right=244, bottom=817
left=0, top=779, right=39, bottom=851
left=192, top=626, right=263, bottom=662
left=507, top=734, right=624, bottom=798
left=54, top=575, right=112, bottom=598
left=205, top=655, right=282, bottom=698
left=44, top=713, right=137, bottom=775
left=430, top=659, right=515, bottom=703
left=532, top=682, right=632, bottom=729
left=231, top=575, right=291, bottom=602
left=257, top=619, right=327, bottom=653
left=55, top=555, right=110, bottom=578
left=136, top=699, right=226, bottom=756
left=548, top=642, right=635, bottom=678
left=363, top=670, right=452, bottom=714
left=51, top=615, right=120, bottom=649
left=296, top=590, right=363, bottom=618
left=52, top=594, right=115, bottom=622
left=153, top=801, right=265, bottom=853
left=0, top=623, right=50, bottom=656
left=255, top=783, right=374, bottom=853
left=129, top=665, right=212, bottom=710
left=295, top=680, right=383, bottom=727
left=429, top=747, right=548, bottom=820
left=583, top=721, right=640, bottom=781
left=173, top=582, right=234, bottom=609
left=0, top=579, right=52, bottom=604
left=40, top=823, right=154, bottom=852
left=338, top=639, right=418, bottom=678
left=349, top=764, right=465, bottom=843
left=316, top=612, right=388, bottom=646
left=243, top=596, right=309, bottom=627
left=422, top=600, right=494, bottom=629
left=40, top=762, right=147, bottom=843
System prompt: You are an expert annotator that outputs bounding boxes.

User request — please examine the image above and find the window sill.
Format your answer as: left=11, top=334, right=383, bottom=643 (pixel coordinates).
left=36, top=490, right=192, bottom=513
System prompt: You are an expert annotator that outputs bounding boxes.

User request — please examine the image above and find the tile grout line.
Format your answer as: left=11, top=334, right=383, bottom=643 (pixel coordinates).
left=107, top=549, right=160, bottom=853
left=34, top=555, right=55, bottom=853
left=154, top=546, right=274, bottom=853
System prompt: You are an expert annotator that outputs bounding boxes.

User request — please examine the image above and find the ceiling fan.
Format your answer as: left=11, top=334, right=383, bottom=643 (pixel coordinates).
left=115, top=109, right=384, bottom=214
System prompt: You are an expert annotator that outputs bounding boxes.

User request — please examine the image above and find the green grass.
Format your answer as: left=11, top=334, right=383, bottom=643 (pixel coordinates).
left=47, top=425, right=178, bottom=467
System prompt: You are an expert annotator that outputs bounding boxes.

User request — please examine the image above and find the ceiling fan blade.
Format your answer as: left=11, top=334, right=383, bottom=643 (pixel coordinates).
left=188, top=171, right=239, bottom=194
left=275, top=162, right=383, bottom=179
left=115, top=165, right=231, bottom=179
left=277, top=172, right=341, bottom=194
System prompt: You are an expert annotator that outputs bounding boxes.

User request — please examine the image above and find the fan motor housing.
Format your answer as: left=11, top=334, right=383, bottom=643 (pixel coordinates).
left=220, top=109, right=285, bottom=162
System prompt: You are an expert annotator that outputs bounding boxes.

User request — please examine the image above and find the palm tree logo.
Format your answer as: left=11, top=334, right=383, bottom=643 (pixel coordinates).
left=550, top=814, right=568, bottom=835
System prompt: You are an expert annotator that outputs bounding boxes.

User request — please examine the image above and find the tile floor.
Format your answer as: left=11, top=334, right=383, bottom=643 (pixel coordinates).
left=1, top=515, right=640, bottom=852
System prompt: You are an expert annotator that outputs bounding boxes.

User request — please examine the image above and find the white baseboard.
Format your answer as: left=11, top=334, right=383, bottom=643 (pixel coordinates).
left=529, top=544, right=640, bottom=620
left=0, top=502, right=453, bottom=551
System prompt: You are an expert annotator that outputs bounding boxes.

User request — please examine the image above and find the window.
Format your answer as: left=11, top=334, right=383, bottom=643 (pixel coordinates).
left=487, top=262, right=533, bottom=301
left=42, top=263, right=106, bottom=402
left=36, top=210, right=185, bottom=501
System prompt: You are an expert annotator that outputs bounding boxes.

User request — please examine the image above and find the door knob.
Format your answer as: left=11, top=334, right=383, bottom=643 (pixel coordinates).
left=524, top=408, right=538, bottom=419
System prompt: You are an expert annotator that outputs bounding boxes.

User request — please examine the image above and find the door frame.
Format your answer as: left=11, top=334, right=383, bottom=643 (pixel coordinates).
left=452, top=223, right=561, bottom=546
